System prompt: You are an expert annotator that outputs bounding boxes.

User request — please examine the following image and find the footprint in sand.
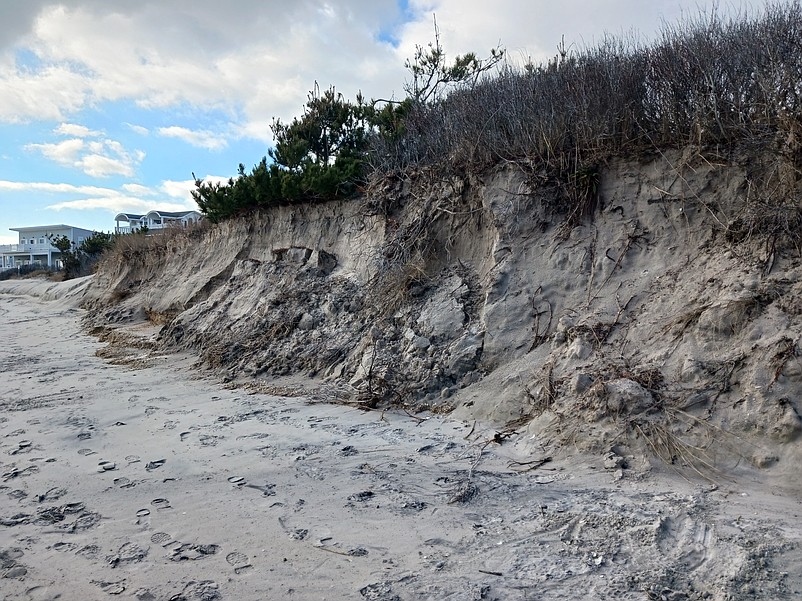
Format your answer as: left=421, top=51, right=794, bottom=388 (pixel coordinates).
left=170, top=580, right=220, bottom=600
left=168, top=542, right=220, bottom=562
left=52, top=542, right=78, bottom=553
left=145, top=459, right=166, bottom=471
left=125, top=455, right=141, bottom=464
left=113, top=476, right=136, bottom=489
left=225, top=551, right=253, bottom=574
left=150, top=498, right=171, bottom=510
left=92, top=580, right=126, bottom=595
left=227, top=476, right=246, bottom=487
left=97, top=460, right=117, bottom=472
left=9, top=440, right=33, bottom=455
left=199, top=434, right=222, bottom=447
left=64, top=511, right=102, bottom=532
left=5, top=564, right=27, bottom=577
left=25, top=585, right=61, bottom=601
left=77, top=448, right=96, bottom=456
left=150, top=532, right=173, bottom=546
left=38, top=487, right=67, bottom=502
left=245, top=483, right=276, bottom=497
left=75, top=545, right=100, bottom=560
left=179, top=431, right=191, bottom=441
left=2, top=465, right=39, bottom=481
left=107, top=542, right=147, bottom=568
left=63, top=502, right=85, bottom=514
left=1, top=547, right=25, bottom=576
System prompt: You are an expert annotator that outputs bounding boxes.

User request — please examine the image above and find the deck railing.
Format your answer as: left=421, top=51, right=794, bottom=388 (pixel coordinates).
left=0, top=243, right=56, bottom=253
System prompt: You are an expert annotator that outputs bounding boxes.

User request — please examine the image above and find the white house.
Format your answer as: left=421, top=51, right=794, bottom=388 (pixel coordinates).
left=0, top=224, right=98, bottom=270
left=114, top=210, right=202, bottom=234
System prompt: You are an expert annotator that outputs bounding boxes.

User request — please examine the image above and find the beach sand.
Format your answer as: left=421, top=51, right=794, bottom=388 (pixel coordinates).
left=1, top=282, right=801, bottom=600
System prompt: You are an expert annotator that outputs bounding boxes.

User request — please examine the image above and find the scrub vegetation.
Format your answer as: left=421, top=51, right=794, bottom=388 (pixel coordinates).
left=192, top=2, right=802, bottom=241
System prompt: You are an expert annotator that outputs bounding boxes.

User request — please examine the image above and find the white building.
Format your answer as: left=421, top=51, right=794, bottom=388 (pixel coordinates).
left=114, top=210, right=202, bottom=234
left=0, top=224, right=98, bottom=270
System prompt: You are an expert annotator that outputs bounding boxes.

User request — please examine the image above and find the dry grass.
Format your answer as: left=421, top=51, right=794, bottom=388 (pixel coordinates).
left=370, top=2, right=802, bottom=236
left=102, top=221, right=212, bottom=267
left=661, top=304, right=709, bottom=340
left=371, top=257, right=429, bottom=317
left=769, top=336, right=799, bottom=387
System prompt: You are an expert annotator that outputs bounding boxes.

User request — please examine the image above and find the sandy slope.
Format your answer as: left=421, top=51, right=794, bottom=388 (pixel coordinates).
left=1, top=281, right=801, bottom=600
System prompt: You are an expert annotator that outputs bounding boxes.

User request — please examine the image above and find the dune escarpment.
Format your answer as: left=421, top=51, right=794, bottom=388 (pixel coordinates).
left=84, top=149, right=802, bottom=473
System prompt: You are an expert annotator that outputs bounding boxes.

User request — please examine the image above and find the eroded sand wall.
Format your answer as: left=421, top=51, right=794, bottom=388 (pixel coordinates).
left=83, top=151, right=802, bottom=470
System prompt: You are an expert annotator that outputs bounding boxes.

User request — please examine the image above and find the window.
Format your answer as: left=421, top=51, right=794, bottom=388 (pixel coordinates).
left=38, top=238, right=45, bottom=245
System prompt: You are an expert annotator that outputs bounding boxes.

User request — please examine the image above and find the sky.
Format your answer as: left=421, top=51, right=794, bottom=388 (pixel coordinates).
left=0, top=0, right=781, bottom=243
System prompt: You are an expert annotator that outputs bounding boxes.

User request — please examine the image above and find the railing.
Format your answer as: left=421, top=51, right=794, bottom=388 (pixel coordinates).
left=0, top=243, right=56, bottom=253
left=115, top=221, right=186, bottom=235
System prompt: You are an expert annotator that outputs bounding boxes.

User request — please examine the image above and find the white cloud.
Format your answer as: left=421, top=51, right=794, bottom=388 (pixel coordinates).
left=55, top=122, right=101, bottom=137
left=26, top=135, right=144, bottom=178
left=0, top=180, right=114, bottom=195
left=122, top=182, right=155, bottom=196
left=26, top=138, right=84, bottom=164
left=157, top=126, right=228, bottom=150
left=47, top=196, right=193, bottom=213
left=0, top=1, right=410, bottom=136
left=125, top=123, right=150, bottom=136
left=0, top=63, right=91, bottom=123
left=0, top=178, right=198, bottom=215
left=161, top=176, right=229, bottom=203
left=78, top=153, right=137, bottom=178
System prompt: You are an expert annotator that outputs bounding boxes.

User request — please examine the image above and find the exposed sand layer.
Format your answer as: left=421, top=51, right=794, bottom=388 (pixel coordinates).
left=1, top=283, right=801, bottom=600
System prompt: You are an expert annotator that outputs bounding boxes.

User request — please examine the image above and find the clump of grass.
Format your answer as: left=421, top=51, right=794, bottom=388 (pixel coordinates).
left=102, top=221, right=211, bottom=266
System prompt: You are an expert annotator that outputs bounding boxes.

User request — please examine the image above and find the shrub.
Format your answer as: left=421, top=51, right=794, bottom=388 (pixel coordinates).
left=193, top=85, right=372, bottom=222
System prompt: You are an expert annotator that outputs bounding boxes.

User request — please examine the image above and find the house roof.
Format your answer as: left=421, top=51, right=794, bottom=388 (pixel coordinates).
left=114, top=213, right=144, bottom=221
left=10, top=224, right=91, bottom=232
left=146, top=210, right=199, bottom=219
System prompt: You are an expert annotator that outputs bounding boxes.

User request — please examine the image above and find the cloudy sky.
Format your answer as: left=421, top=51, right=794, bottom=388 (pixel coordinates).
left=0, top=0, right=779, bottom=243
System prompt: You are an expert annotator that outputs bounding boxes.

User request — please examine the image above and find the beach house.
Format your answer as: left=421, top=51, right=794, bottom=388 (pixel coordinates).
left=114, top=210, right=202, bottom=234
left=0, top=224, right=98, bottom=270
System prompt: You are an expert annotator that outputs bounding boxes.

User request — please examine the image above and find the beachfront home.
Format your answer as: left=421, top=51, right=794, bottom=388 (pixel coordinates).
left=0, top=224, right=98, bottom=270
left=114, top=210, right=202, bottom=234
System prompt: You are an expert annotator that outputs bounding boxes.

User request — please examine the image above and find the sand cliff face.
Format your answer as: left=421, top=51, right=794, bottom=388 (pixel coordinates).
left=84, top=149, right=802, bottom=472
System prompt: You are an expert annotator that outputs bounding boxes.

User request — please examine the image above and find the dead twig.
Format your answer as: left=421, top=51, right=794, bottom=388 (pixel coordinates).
left=463, top=420, right=477, bottom=440
left=508, top=456, right=553, bottom=472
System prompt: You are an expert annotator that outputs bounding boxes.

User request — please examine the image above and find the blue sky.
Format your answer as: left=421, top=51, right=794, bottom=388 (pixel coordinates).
left=0, top=0, right=778, bottom=243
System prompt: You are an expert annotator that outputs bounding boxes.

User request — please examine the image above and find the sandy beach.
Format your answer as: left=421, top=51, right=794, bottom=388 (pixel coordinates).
left=1, top=281, right=801, bottom=600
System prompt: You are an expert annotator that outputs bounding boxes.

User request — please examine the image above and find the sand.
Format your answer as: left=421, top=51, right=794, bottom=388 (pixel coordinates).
left=1, top=281, right=801, bottom=600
